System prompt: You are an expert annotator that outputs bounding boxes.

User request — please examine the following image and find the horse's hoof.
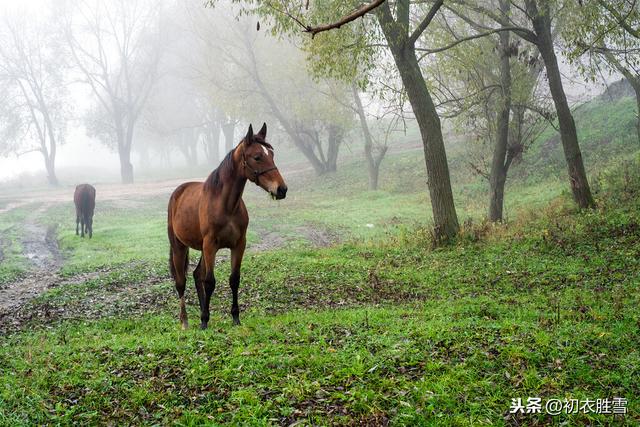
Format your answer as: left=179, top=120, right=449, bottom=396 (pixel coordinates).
left=181, top=322, right=188, bottom=330
left=233, top=318, right=241, bottom=326
left=200, top=322, right=208, bottom=330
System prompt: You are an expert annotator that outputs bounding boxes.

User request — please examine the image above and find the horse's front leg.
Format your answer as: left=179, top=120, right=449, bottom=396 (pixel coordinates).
left=75, top=215, right=80, bottom=236
left=229, top=236, right=246, bottom=326
left=201, top=236, right=218, bottom=330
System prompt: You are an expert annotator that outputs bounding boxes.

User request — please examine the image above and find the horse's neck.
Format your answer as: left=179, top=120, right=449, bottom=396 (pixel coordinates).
left=218, top=172, right=247, bottom=213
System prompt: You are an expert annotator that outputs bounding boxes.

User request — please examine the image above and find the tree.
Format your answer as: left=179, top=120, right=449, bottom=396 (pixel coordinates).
left=141, top=67, right=215, bottom=167
left=0, top=10, right=68, bottom=185
left=235, top=23, right=353, bottom=175
left=563, top=0, right=640, bottom=144
left=63, top=0, right=164, bottom=184
left=449, top=0, right=595, bottom=209
left=428, top=1, right=548, bottom=221
left=227, top=0, right=462, bottom=241
left=352, top=85, right=388, bottom=190
left=191, top=4, right=354, bottom=175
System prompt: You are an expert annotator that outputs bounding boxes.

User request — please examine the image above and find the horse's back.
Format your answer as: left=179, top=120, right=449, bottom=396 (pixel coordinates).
left=168, top=182, right=202, bottom=215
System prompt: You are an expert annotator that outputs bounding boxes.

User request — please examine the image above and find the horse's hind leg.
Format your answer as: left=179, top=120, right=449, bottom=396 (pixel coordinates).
left=170, top=243, right=189, bottom=330
left=75, top=215, right=80, bottom=236
left=193, top=256, right=205, bottom=324
left=85, top=214, right=93, bottom=238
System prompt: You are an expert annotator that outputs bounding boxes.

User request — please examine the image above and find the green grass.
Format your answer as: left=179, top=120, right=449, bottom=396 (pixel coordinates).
left=522, top=96, right=639, bottom=183
left=42, top=198, right=170, bottom=276
left=1, top=94, right=639, bottom=425
left=2, top=171, right=640, bottom=424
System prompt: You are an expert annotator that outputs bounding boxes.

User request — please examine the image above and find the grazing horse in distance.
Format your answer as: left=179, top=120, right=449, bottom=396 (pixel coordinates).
left=74, top=184, right=96, bottom=238
left=167, top=123, right=287, bottom=329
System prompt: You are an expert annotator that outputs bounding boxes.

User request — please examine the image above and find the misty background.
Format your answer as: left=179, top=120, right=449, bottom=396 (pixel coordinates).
left=0, top=0, right=614, bottom=187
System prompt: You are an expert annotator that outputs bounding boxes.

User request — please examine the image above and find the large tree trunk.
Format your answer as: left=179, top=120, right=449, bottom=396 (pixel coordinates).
left=626, top=76, right=640, bottom=146
left=352, top=85, right=386, bottom=190
left=118, top=148, right=134, bottom=184
left=325, top=126, right=342, bottom=173
left=377, top=9, right=459, bottom=241
left=375, top=2, right=459, bottom=242
left=636, top=86, right=640, bottom=146
left=392, top=52, right=459, bottom=240
left=527, top=0, right=595, bottom=209
left=43, top=154, right=58, bottom=186
left=179, top=130, right=198, bottom=165
left=40, top=105, right=59, bottom=186
left=117, top=123, right=134, bottom=184
left=297, top=136, right=331, bottom=174
left=488, top=4, right=512, bottom=222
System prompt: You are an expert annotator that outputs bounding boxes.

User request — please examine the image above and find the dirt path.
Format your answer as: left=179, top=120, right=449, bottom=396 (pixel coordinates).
left=0, top=204, right=63, bottom=315
left=0, top=168, right=342, bottom=333
left=0, top=208, right=339, bottom=334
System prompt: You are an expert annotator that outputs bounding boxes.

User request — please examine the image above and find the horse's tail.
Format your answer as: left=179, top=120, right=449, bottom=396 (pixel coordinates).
left=169, top=246, right=176, bottom=280
left=168, top=202, right=177, bottom=281
left=168, top=225, right=189, bottom=281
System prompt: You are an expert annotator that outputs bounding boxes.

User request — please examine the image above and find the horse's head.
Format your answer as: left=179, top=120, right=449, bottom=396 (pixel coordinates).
left=240, top=123, right=287, bottom=200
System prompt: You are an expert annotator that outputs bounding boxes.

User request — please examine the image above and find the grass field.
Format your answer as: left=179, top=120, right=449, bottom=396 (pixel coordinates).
left=1, top=95, right=639, bottom=425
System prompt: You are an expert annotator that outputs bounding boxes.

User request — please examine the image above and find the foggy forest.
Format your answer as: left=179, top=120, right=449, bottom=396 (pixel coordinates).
left=0, top=0, right=639, bottom=425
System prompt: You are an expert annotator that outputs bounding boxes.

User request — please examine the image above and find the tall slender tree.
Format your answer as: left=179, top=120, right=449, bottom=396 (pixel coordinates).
left=0, top=11, right=68, bottom=185
left=227, top=0, right=461, bottom=241
left=64, top=0, right=164, bottom=184
left=449, top=0, right=595, bottom=208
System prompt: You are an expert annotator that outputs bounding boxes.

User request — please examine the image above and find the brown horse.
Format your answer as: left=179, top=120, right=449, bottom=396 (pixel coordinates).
left=167, top=123, right=287, bottom=329
left=74, top=184, right=96, bottom=238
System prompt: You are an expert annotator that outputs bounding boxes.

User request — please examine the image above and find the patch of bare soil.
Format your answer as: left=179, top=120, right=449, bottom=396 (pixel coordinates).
left=248, top=225, right=339, bottom=253
left=249, top=231, right=288, bottom=252
left=22, top=223, right=62, bottom=270
left=296, top=225, right=338, bottom=247
left=0, top=178, right=195, bottom=214
left=0, top=270, right=172, bottom=335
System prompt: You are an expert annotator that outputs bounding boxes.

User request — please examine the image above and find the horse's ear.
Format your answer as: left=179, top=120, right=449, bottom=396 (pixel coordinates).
left=258, top=122, right=267, bottom=138
left=245, top=124, right=254, bottom=145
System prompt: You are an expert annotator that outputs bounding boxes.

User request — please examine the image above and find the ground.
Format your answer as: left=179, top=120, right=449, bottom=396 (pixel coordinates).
left=1, top=96, right=640, bottom=425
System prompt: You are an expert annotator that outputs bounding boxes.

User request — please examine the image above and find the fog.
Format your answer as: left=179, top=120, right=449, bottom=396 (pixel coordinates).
left=0, top=0, right=616, bottom=188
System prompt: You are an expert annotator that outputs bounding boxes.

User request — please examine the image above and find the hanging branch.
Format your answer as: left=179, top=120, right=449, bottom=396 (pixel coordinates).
left=270, top=0, right=386, bottom=38
left=305, top=0, right=385, bottom=37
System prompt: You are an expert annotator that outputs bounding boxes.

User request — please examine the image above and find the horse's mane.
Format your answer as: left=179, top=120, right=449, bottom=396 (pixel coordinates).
left=204, top=136, right=274, bottom=191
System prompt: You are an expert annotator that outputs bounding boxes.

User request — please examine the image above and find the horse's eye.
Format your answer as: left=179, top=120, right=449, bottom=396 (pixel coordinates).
left=254, top=155, right=261, bottom=161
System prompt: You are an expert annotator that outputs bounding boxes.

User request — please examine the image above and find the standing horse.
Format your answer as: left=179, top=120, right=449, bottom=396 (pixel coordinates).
left=167, top=123, right=287, bottom=329
left=74, top=184, right=96, bottom=238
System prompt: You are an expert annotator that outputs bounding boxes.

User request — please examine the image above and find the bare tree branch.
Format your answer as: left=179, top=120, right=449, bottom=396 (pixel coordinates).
left=408, top=0, right=445, bottom=45
left=270, top=0, right=386, bottom=38
left=415, top=27, right=529, bottom=56
left=306, top=0, right=386, bottom=38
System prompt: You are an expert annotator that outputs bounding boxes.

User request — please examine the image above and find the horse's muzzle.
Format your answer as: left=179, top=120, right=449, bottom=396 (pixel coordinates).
left=275, top=185, right=287, bottom=200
